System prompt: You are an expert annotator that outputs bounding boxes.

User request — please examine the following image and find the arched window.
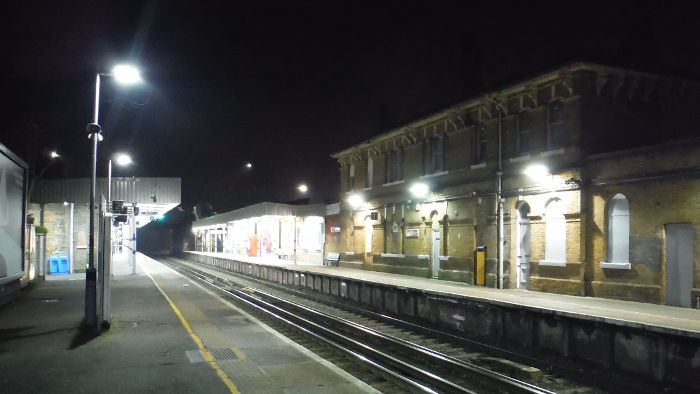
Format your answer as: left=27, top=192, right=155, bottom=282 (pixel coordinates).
left=601, top=194, right=630, bottom=269
left=540, top=199, right=567, bottom=266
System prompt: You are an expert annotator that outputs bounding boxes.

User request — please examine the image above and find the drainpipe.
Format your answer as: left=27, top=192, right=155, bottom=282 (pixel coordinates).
left=495, top=102, right=505, bottom=289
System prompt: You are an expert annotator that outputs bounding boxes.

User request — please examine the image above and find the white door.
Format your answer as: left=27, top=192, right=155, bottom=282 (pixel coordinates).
left=431, top=229, right=440, bottom=279
left=517, top=219, right=531, bottom=289
left=665, top=223, right=693, bottom=307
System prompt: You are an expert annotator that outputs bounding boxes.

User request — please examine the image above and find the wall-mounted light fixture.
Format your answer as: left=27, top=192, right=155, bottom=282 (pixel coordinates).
left=523, top=163, right=550, bottom=180
left=347, top=194, right=364, bottom=209
left=409, top=182, right=429, bottom=198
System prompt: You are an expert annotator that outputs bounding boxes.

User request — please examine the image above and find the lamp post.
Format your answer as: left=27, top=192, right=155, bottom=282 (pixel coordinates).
left=85, top=64, right=141, bottom=328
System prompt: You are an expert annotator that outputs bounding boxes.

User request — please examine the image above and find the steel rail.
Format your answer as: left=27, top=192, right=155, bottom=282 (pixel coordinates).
left=171, top=260, right=553, bottom=394
left=177, top=264, right=441, bottom=393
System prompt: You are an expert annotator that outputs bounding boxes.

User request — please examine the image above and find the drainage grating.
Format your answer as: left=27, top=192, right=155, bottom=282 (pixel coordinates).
left=186, top=347, right=240, bottom=363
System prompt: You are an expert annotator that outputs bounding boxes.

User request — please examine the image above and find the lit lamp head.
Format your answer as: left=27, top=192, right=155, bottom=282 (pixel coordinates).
left=523, top=163, right=550, bottom=180
left=49, top=151, right=60, bottom=159
left=297, top=184, right=308, bottom=193
left=112, top=64, right=142, bottom=85
left=115, top=153, right=133, bottom=166
left=409, top=182, right=429, bottom=198
left=347, top=194, right=364, bottom=209
left=245, top=162, right=253, bottom=169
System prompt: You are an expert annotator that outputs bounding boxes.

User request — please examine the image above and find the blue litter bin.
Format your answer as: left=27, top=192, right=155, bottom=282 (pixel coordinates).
left=49, top=254, right=70, bottom=275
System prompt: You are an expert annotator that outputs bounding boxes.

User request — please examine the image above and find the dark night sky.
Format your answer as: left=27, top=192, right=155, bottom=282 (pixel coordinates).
left=3, top=0, right=700, bottom=213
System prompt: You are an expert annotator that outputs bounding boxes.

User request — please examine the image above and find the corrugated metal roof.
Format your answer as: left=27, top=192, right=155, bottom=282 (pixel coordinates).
left=32, top=177, right=181, bottom=204
left=193, top=202, right=326, bottom=228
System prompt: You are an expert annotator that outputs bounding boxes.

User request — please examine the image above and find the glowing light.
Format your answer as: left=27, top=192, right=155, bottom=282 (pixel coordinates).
left=347, top=194, right=364, bottom=209
left=115, top=153, right=132, bottom=166
left=297, top=184, right=308, bottom=193
left=409, top=182, right=429, bottom=198
left=524, top=164, right=550, bottom=179
left=245, top=162, right=253, bottom=168
left=50, top=151, right=60, bottom=159
left=112, top=64, right=142, bottom=85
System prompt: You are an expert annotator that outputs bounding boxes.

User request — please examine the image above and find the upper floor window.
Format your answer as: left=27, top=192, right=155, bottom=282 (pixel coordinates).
left=386, top=150, right=402, bottom=183
left=516, top=111, right=532, bottom=155
left=547, top=100, right=565, bottom=149
left=472, top=123, right=486, bottom=164
left=540, top=198, right=567, bottom=266
left=347, top=164, right=355, bottom=191
left=602, top=193, right=630, bottom=269
left=429, top=135, right=445, bottom=173
left=365, top=158, right=373, bottom=188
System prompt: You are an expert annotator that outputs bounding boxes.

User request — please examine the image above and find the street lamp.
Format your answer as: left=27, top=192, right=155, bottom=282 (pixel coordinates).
left=108, top=153, right=132, bottom=203
left=297, top=184, right=308, bottom=193
left=27, top=150, right=61, bottom=203
left=85, top=64, right=142, bottom=328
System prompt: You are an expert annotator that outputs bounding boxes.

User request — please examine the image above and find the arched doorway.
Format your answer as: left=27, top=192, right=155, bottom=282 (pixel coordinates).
left=515, top=202, right=531, bottom=289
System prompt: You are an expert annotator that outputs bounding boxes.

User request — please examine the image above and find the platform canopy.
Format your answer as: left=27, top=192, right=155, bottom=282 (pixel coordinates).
left=32, top=177, right=181, bottom=228
left=193, top=202, right=326, bottom=228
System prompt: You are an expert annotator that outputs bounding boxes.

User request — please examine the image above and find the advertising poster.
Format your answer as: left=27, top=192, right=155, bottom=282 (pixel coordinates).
left=0, top=145, right=27, bottom=283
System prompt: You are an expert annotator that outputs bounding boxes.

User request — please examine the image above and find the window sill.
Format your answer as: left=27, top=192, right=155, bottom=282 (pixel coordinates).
left=439, top=255, right=449, bottom=261
left=417, top=254, right=430, bottom=260
left=539, top=147, right=566, bottom=157
left=539, top=259, right=567, bottom=267
left=382, top=180, right=406, bottom=187
left=600, top=261, right=631, bottom=270
left=362, top=186, right=373, bottom=191
left=420, top=170, right=449, bottom=179
left=470, top=162, right=487, bottom=169
left=509, top=154, right=531, bottom=163
left=380, top=253, right=405, bottom=258
left=344, top=251, right=355, bottom=256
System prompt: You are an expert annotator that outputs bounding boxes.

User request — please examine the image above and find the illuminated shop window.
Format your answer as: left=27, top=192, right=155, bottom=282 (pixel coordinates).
left=540, top=198, right=567, bottom=266
left=299, top=216, right=324, bottom=252
left=601, top=194, right=630, bottom=269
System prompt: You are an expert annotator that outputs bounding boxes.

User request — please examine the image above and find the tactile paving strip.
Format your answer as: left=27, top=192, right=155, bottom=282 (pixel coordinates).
left=186, top=347, right=240, bottom=363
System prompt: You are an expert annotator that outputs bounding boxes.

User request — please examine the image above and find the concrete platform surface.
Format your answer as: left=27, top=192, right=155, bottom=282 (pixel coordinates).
left=0, top=253, right=378, bottom=393
left=191, top=251, right=700, bottom=338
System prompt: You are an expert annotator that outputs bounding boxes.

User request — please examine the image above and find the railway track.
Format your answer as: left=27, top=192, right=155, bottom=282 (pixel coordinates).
left=158, top=256, right=590, bottom=393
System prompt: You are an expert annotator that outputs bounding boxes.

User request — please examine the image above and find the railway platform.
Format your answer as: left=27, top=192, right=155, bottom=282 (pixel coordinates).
left=0, top=252, right=378, bottom=393
left=184, top=251, right=700, bottom=389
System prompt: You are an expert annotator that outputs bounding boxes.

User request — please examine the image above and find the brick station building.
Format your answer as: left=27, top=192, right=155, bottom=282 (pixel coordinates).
left=328, top=62, right=700, bottom=307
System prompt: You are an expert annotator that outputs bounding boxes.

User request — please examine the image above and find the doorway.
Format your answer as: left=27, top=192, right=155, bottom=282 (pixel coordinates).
left=516, top=203, right=531, bottom=289
left=364, top=217, right=373, bottom=254
left=431, top=213, right=441, bottom=279
left=665, top=223, right=693, bottom=307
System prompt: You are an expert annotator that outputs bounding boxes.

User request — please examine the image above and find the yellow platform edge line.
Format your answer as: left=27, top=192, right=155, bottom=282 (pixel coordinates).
left=141, top=267, right=240, bottom=394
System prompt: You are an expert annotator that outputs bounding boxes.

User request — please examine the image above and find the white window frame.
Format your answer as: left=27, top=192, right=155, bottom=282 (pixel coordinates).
left=539, top=198, right=567, bottom=266
left=600, top=193, right=631, bottom=269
